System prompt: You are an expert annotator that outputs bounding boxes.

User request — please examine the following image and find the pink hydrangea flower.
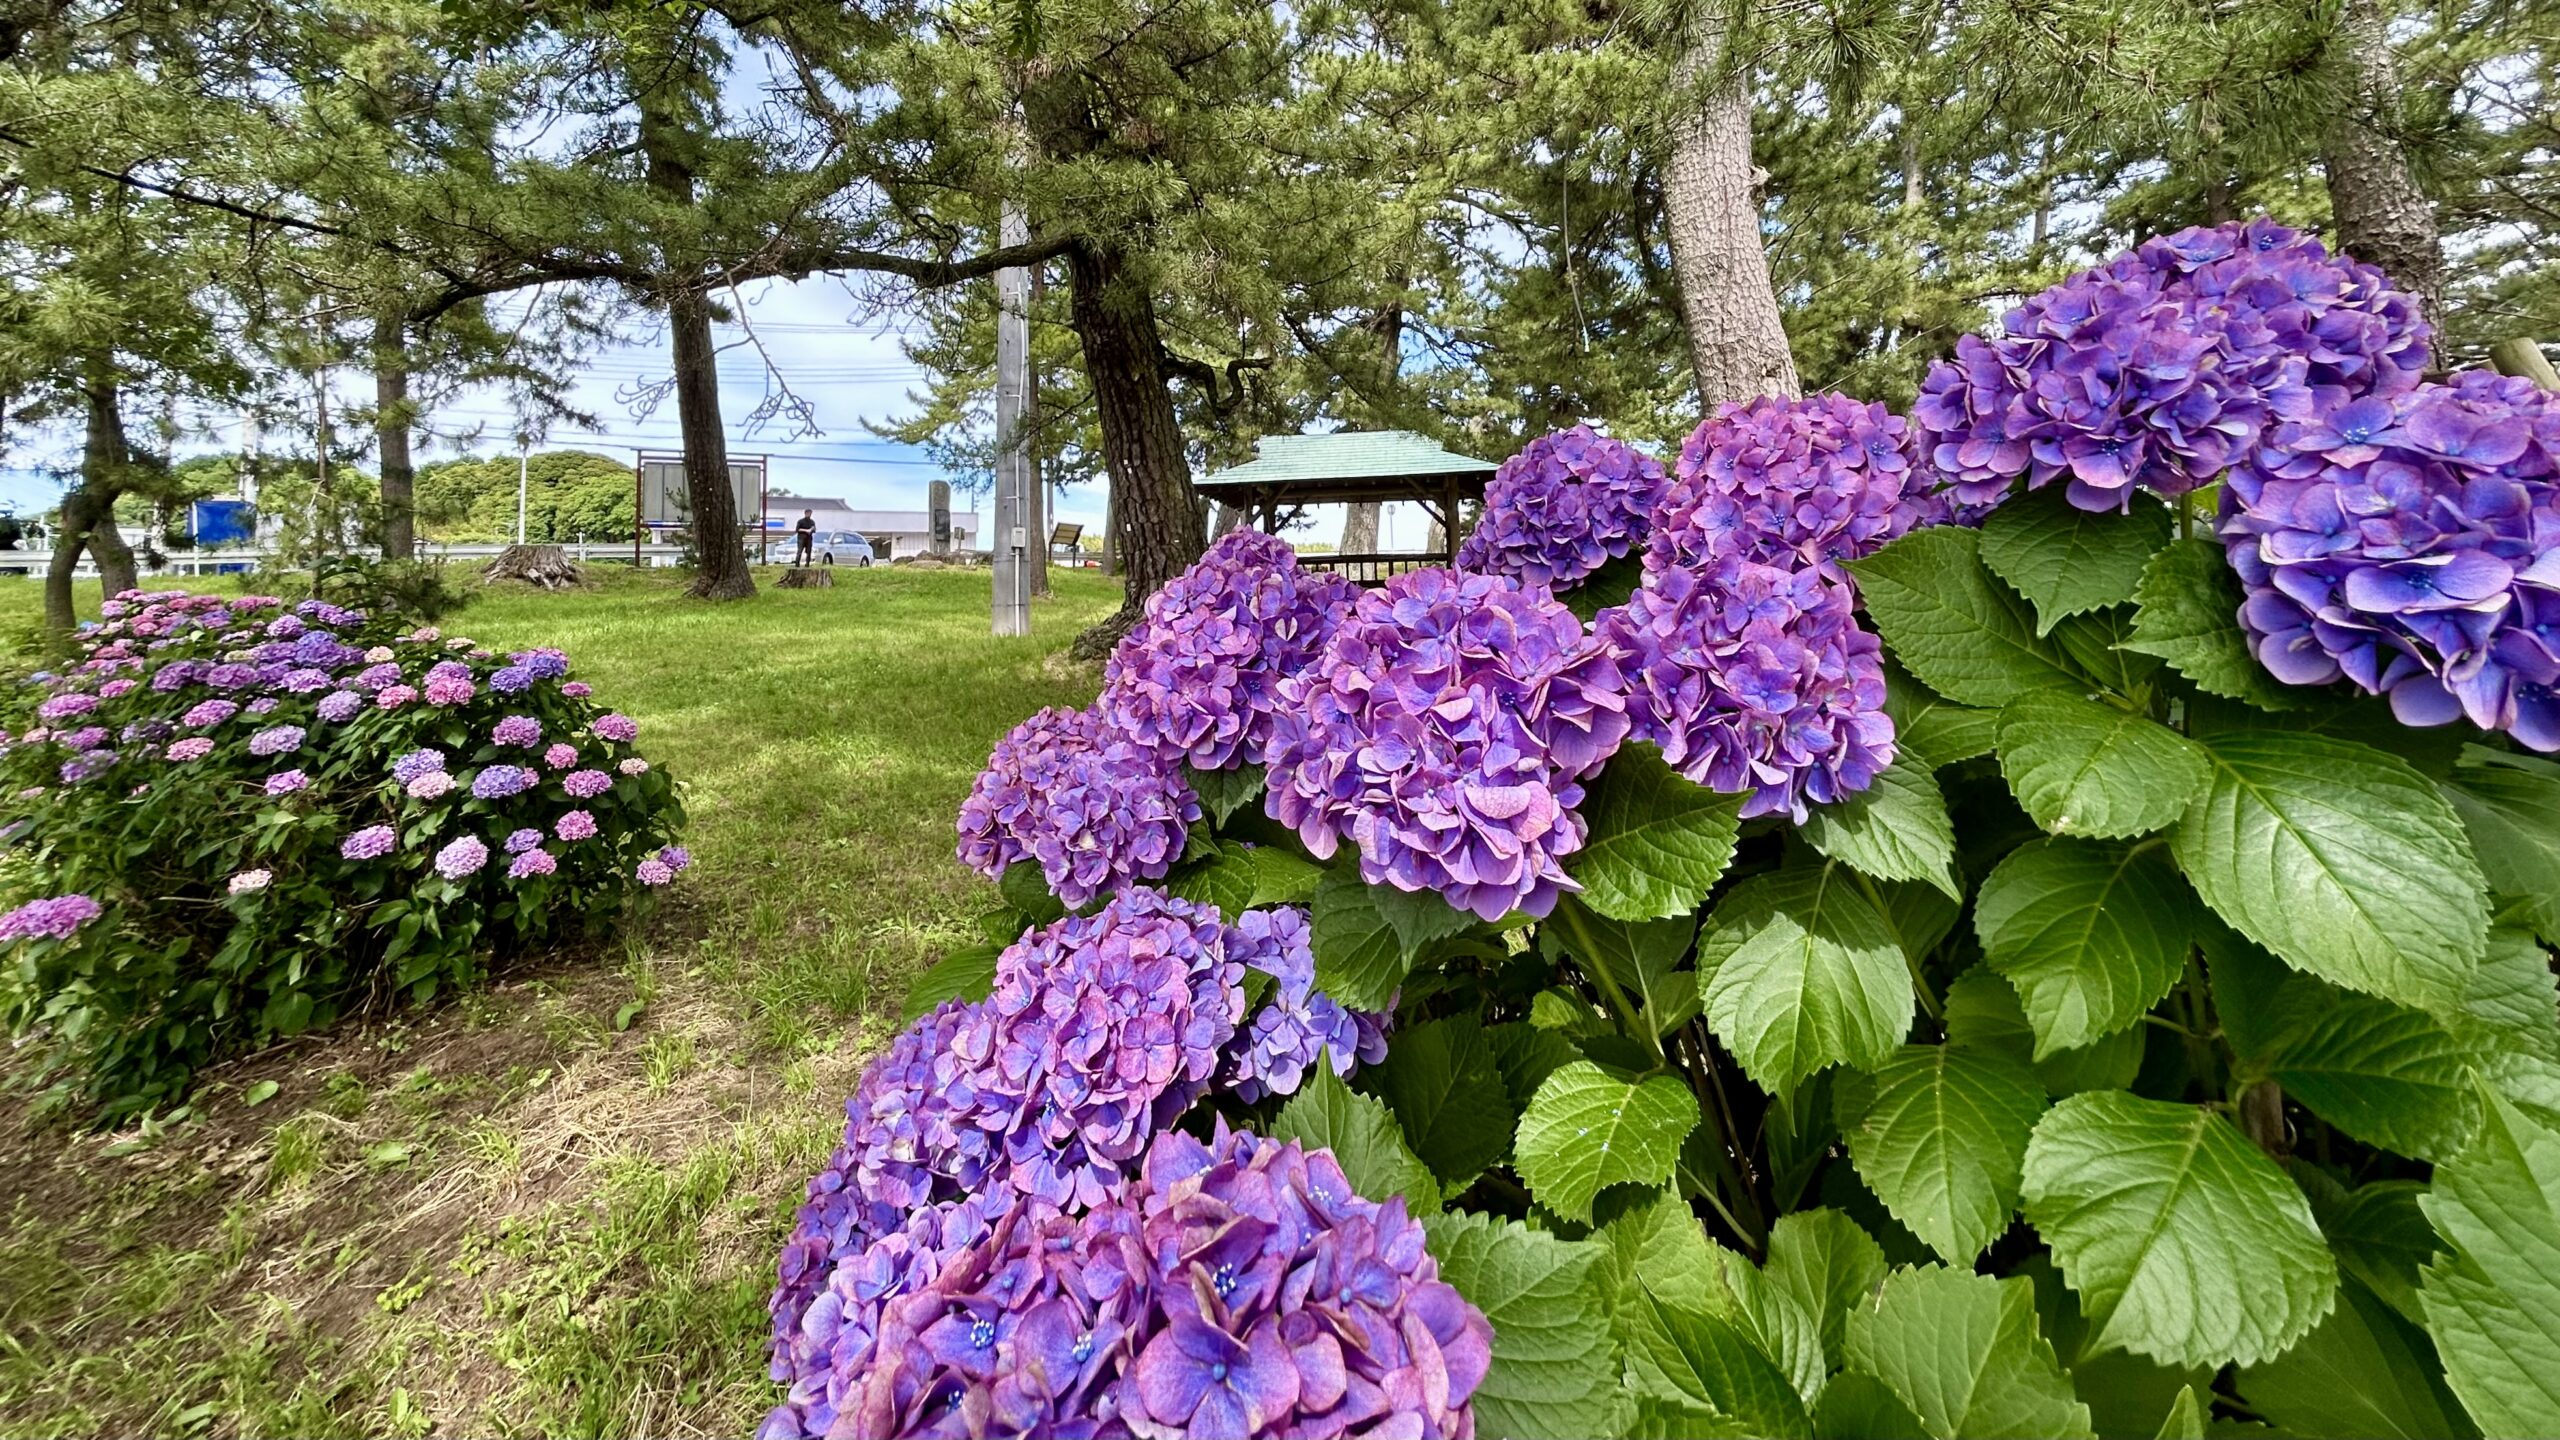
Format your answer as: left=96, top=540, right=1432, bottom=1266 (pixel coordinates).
left=618, top=758, right=649, bottom=776
left=635, top=858, right=674, bottom=886
left=508, top=849, right=557, bottom=880
left=166, top=738, right=214, bottom=762
left=264, top=769, right=309, bottom=795
left=491, top=715, right=542, bottom=748
left=562, top=769, right=612, bottom=798
left=406, top=771, right=456, bottom=800
left=593, top=714, right=638, bottom=743
left=555, top=810, right=598, bottom=841
left=560, top=681, right=592, bottom=698
left=228, top=869, right=272, bottom=895
left=376, top=685, right=418, bottom=709
left=99, top=679, right=136, bottom=699
left=424, top=674, right=474, bottom=706
left=434, top=835, right=489, bottom=878
left=542, top=743, right=578, bottom=770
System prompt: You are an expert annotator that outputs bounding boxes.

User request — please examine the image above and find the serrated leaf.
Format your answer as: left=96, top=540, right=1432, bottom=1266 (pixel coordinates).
left=1839, top=1044, right=2046, bottom=1264
left=2419, top=1092, right=2560, bottom=1438
left=1245, top=845, right=1323, bottom=907
left=1423, top=1211, right=1624, bottom=1440
left=1975, top=839, right=2193, bottom=1057
left=997, top=860, right=1067, bottom=923
left=1512, top=1060, right=1699, bottom=1223
left=2259, top=989, right=2481, bottom=1161
left=1847, top=526, right=2079, bottom=706
left=1624, top=1293, right=1813, bottom=1438
left=2311, top=1179, right=2437, bottom=1327
left=1606, top=1195, right=1825, bottom=1406
left=1995, top=692, right=2210, bottom=839
left=2049, top=606, right=2164, bottom=695
left=2152, top=1386, right=2205, bottom=1440
left=2445, top=747, right=2560, bottom=946
left=2018, top=1254, right=2212, bottom=1440
left=1309, top=868, right=1415, bottom=1010
left=900, top=945, right=998, bottom=1023
left=1540, top=896, right=1698, bottom=1039
left=2237, top=1277, right=2476, bottom=1440
left=1979, top=485, right=2174, bottom=635
left=1486, top=1022, right=1582, bottom=1115
left=1800, top=753, right=1961, bottom=898
left=1182, top=762, right=1266, bottom=825
left=1568, top=744, right=1744, bottom=921
left=1562, top=550, right=1645, bottom=622
left=2172, top=729, right=2488, bottom=1014
left=1884, top=658, right=2000, bottom=768
left=2449, top=927, right=2560, bottom=1064
left=2021, top=1091, right=2337, bottom=1368
left=1164, top=839, right=1260, bottom=916
left=2120, top=539, right=2310, bottom=709
left=1270, top=1064, right=1439, bottom=1212
left=1766, top=1208, right=1889, bottom=1361
left=1842, top=1267, right=2094, bottom=1440
left=1814, top=1372, right=1928, bottom=1440
left=1372, top=879, right=1477, bottom=955
left=1368, top=1015, right=1514, bottom=1187
left=1699, top=866, right=1913, bottom=1097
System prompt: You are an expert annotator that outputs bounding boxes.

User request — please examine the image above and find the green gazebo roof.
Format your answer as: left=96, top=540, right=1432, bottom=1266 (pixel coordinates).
left=1195, top=430, right=1496, bottom=505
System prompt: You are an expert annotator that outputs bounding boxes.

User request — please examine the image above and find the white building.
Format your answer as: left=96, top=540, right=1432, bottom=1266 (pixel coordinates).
left=765, top=497, right=979, bottom=561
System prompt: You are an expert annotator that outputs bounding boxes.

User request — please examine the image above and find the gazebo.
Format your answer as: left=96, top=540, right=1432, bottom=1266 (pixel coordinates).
left=1194, top=430, right=1498, bottom=582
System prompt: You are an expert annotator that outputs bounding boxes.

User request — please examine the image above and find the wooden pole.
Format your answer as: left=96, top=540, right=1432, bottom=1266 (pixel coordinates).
left=2490, top=338, right=2559, bottom=392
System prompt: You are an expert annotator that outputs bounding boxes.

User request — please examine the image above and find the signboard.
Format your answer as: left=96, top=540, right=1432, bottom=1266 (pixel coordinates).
left=190, top=499, right=256, bottom=546
left=928, top=481, right=952, bottom=556
left=637, top=456, right=766, bottom=529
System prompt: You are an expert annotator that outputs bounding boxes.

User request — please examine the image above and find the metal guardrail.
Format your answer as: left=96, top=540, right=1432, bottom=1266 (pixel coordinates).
left=1295, top=552, right=1442, bottom=585
left=0, top=541, right=699, bottom=579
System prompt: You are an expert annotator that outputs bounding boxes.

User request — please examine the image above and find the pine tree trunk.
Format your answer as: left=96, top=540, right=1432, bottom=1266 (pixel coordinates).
left=1341, top=502, right=1381, bottom=553
left=44, top=488, right=94, bottom=637
left=374, top=308, right=416, bottom=561
left=1660, top=15, right=1800, bottom=407
left=1065, top=240, right=1201, bottom=660
left=83, top=372, right=136, bottom=598
left=639, top=78, right=754, bottom=602
left=1028, top=266, right=1052, bottom=597
left=2319, top=0, right=2445, bottom=336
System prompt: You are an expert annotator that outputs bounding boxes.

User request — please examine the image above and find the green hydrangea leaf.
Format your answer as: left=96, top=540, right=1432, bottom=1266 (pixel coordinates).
left=1568, top=743, right=1745, bottom=921
left=1978, top=485, right=2174, bottom=635
left=1164, top=838, right=1261, bottom=917
left=1884, top=658, right=1999, bottom=768
left=1839, top=1043, right=2046, bottom=1264
left=1841, top=1266, right=2094, bottom=1440
left=2171, top=729, right=2488, bottom=1014
left=1182, top=761, right=1266, bottom=826
left=2152, top=1386, right=2206, bottom=1440
left=1245, top=845, right=1324, bottom=907
left=899, top=944, right=998, bottom=1023
left=1814, top=1372, right=1928, bottom=1440
left=1699, top=866, right=1914, bottom=1098
left=2309, top=1179, right=2436, bottom=1327
left=1270, top=1063, right=1439, bottom=1212
left=1846, top=527, right=2079, bottom=707
left=1309, top=867, right=1416, bottom=1010
left=2237, top=1277, right=2476, bottom=1440
left=1995, top=692, right=2210, bottom=839
left=1423, top=1211, right=1625, bottom=1440
left=1540, top=896, right=1699, bottom=1039
left=2119, top=539, right=2310, bottom=709
left=1800, top=753, right=1961, bottom=899
left=2443, top=747, right=2560, bottom=946
left=1944, top=967, right=2145, bottom=1096
left=1368, top=1014, right=1514, bottom=1188
left=2021, top=1091, right=2337, bottom=1368
left=1512, top=1060, right=1699, bottom=1224
left=1765, top=1207, right=1889, bottom=1361
left=1974, top=838, right=2193, bottom=1057
left=2257, top=987, right=2481, bottom=1161
left=1623, top=1292, right=1814, bottom=1439
left=2419, top=1092, right=2560, bottom=1438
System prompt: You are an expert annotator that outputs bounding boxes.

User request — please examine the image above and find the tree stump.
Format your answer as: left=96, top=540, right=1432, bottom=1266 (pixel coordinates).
left=484, top=544, right=581, bottom=589
left=776, top=567, right=834, bottom=590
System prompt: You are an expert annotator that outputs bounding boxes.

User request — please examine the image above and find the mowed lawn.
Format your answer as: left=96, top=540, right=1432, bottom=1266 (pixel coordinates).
left=0, top=563, right=1120, bottom=1438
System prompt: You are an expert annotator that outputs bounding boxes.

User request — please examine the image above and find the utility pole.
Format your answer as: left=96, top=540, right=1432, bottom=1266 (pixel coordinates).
left=516, top=434, right=530, bottom=545
left=992, top=198, right=1032, bottom=636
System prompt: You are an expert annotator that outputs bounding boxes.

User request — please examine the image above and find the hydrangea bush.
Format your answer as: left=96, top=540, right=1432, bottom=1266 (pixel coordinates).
left=776, top=224, right=2560, bottom=1440
left=0, top=591, right=686, bottom=1115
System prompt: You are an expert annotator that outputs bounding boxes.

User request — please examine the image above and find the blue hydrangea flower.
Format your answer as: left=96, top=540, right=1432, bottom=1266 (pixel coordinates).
left=1653, top=393, right=1948, bottom=575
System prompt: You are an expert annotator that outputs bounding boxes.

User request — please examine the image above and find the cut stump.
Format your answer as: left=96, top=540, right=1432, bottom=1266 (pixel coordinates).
left=777, top=567, right=835, bottom=589
left=484, top=544, right=581, bottom=589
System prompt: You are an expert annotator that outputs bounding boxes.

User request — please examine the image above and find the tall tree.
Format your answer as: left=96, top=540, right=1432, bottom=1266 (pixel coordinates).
left=1658, top=5, right=1800, bottom=405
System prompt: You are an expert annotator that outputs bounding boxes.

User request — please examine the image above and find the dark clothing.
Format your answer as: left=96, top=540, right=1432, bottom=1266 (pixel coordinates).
left=794, top=516, right=815, bottom=564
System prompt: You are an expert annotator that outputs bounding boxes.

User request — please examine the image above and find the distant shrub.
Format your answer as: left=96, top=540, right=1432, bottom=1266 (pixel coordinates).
left=0, top=590, right=687, bottom=1118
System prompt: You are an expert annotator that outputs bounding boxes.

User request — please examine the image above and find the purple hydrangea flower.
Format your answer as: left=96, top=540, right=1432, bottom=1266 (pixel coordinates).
left=593, top=713, right=639, bottom=743
left=434, top=835, right=489, bottom=879
left=1097, top=530, right=1356, bottom=769
left=58, top=750, right=116, bottom=785
left=491, top=715, right=542, bottom=748
left=509, top=849, right=557, bottom=879
left=165, top=737, right=214, bottom=762
left=1221, top=906, right=1390, bottom=1103
left=391, top=749, right=446, bottom=786
left=246, top=725, right=305, bottom=757
left=57, top=726, right=106, bottom=751
left=342, top=825, right=396, bottom=861
left=556, top=810, right=598, bottom=841
left=957, top=706, right=1200, bottom=908
left=315, top=691, right=363, bottom=723
left=1912, top=217, right=2429, bottom=514
left=265, top=769, right=310, bottom=795
left=1652, top=394, right=1948, bottom=575
left=1598, top=553, right=1897, bottom=819
left=353, top=662, right=403, bottom=692
left=1455, top=424, right=1669, bottom=590
left=36, top=693, right=97, bottom=722
left=0, top=894, right=102, bottom=942
left=1264, top=567, right=1628, bottom=920
left=471, top=765, right=535, bottom=800
left=505, top=828, right=543, bottom=854
left=2221, top=373, right=2560, bottom=748
left=561, top=768, right=613, bottom=799
left=181, top=699, right=239, bottom=728
left=658, top=845, right=692, bottom=872
left=490, top=666, right=535, bottom=694
left=636, top=858, right=675, bottom=885
left=514, top=648, right=570, bottom=680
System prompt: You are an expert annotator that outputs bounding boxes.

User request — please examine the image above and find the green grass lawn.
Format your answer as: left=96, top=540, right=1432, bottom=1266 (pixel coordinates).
left=0, top=562, right=1120, bottom=1438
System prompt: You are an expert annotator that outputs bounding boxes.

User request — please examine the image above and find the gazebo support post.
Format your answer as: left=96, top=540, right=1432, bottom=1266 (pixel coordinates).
left=1443, top=476, right=1462, bottom=562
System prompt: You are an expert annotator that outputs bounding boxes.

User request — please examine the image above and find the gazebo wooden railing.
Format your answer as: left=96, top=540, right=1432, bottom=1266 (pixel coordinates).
left=1193, top=430, right=1497, bottom=581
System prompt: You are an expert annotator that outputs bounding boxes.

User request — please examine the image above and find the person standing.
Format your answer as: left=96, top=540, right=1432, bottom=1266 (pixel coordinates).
left=793, top=508, right=816, bottom=566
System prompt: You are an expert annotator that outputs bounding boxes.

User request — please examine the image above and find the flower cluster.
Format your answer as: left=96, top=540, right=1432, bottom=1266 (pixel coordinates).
left=1600, top=554, right=1897, bottom=819
left=1099, top=530, right=1358, bottom=770
left=2221, top=373, right=2560, bottom=747
left=1652, top=394, right=1947, bottom=574
left=957, top=705, right=1200, bottom=907
left=1912, top=217, right=2430, bottom=513
left=1223, top=906, right=1390, bottom=1103
left=1455, top=425, right=1669, bottom=590
left=1265, top=567, right=1628, bottom=919
left=0, top=893, right=101, bottom=942
left=0, top=589, right=688, bottom=1110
